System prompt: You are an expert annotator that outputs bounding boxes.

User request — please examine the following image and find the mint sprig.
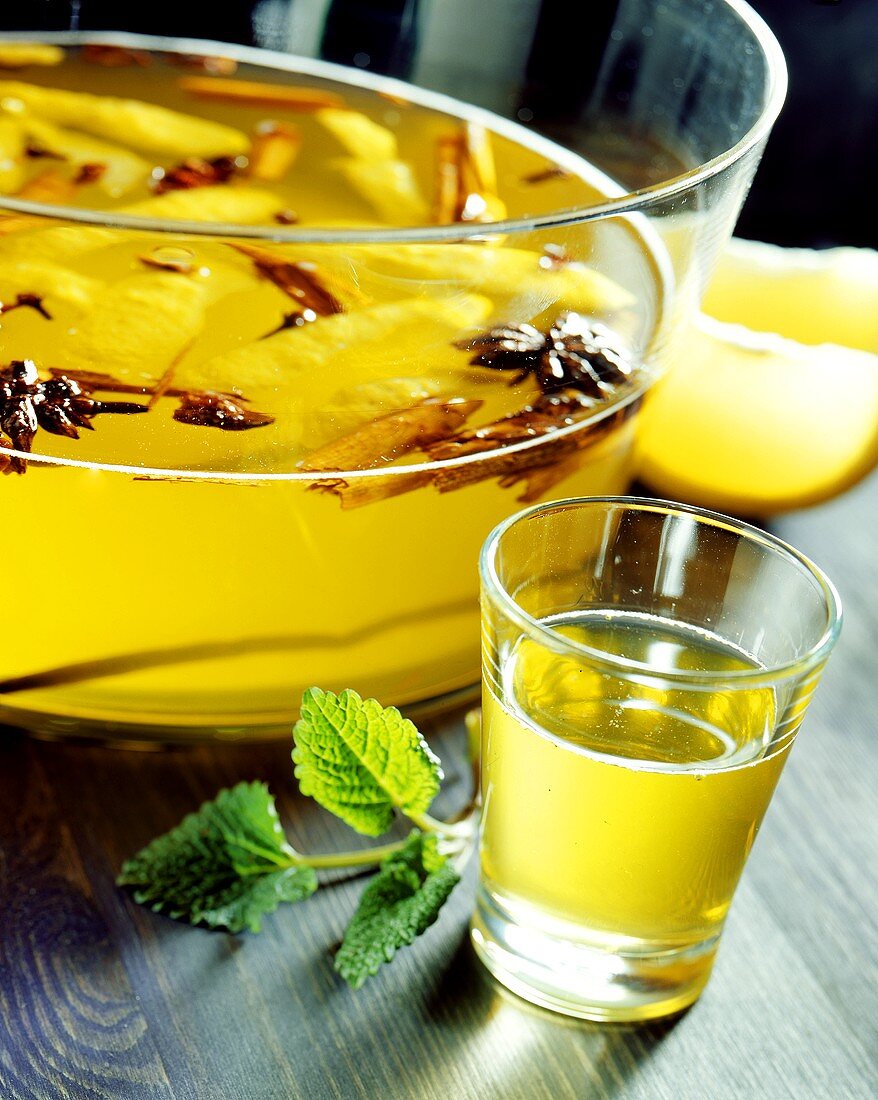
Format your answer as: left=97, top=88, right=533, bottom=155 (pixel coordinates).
left=335, top=831, right=460, bottom=989
left=117, top=781, right=317, bottom=933
left=117, top=689, right=476, bottom=988
left=293, top=687, right=442, bottom=836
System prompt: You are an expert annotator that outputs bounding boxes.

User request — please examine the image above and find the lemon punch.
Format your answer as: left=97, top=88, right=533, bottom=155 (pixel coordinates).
left=475, top=497, right=841, bottom=1021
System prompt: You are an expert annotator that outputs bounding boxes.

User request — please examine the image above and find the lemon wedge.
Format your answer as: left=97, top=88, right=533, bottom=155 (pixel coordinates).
left=704, top=238, right=878, bottom=354
left=703, top=238, right=878, bottom=353
left=637, top=314, right=878, bottom=514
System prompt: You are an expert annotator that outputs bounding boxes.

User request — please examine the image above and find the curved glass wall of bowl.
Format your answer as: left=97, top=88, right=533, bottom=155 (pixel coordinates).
left=0, top=2, right=784, bottom=742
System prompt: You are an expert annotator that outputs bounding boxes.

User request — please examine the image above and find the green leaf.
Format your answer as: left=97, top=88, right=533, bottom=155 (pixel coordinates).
left=293, top=687, right=442, bottom=836
left=117, top=781, right=316, bottom=933
left=334, top=830, right=460, bottom=989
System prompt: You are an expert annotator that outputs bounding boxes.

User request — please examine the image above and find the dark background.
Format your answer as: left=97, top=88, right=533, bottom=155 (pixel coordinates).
left=2, top=0, right=876, bottom=248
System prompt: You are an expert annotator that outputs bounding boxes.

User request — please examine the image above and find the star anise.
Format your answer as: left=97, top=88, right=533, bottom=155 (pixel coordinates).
left=455, top=312, right=633, bottom=399
left=173, top=391, right=275, bottom=431
left=0, top=360, right=147, bottom=474
left=151, top=156, right=245, bottom=194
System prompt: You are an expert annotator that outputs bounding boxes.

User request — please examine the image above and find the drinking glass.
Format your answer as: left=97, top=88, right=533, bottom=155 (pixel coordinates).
left=474, top=496, right=841, bottom=1021
left=0, top=1, right=785, bottom=741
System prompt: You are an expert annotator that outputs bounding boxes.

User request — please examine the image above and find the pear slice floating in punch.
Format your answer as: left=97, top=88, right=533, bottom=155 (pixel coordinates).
left=0, top=116, right=26, bottom=194
left=0, top=259, right=101, bottom=312
left=304, top=375, right=448, bottom=448
left=260, top=242, right=634, bottom=317
left=121, top=186, right=283, bottom=225
left=62, top=272, right=209, bottom=387
left=316, top=109, right=399, bottom=160
left=176, top=292, right=492, bottom=456
left=333, top=158, right=428, bottom=225
left=22, top=116, right=152, bottom=198
left=0, top=43, right=64, bottom=68
left=0, top=80, right=249, bottom=158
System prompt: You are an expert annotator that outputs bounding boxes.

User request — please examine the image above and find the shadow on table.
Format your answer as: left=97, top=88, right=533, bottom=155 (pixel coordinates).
left=422, top=931, right=684, bottom=1098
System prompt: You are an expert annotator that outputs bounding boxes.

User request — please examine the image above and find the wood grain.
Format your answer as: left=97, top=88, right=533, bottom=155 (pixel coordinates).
left=1, top=475, right=876, bottom=1100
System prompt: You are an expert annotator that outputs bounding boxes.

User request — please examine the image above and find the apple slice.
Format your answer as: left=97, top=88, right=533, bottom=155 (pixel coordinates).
left=0, top=259, right=101, bottom=311
left=0, top=116, right=25, bottom=194
left=62, top=272, right=208, bottom=385
left=23, top=116, right=151, bottom=198
left=121, top=186, right=282, bottom=224
left=316, top=108, right=398, bottom=160
left=177, top=293, right=491, bottom=398
left=255, top=241, right=634, bottom=316
left=303, top=376, right=447, bottom=447
left=0, top=43, right=64, bottom=68
left=0, top=80, right=249, bottom=158
left=333, top=158, right=428, bottom=225
left=0, top=223, right=121, bottom=262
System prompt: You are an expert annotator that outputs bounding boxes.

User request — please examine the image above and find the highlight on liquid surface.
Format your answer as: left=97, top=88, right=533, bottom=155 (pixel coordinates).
left=481, top=611, right=791, bottom=949
left=0, top=39, right=663, bottom=733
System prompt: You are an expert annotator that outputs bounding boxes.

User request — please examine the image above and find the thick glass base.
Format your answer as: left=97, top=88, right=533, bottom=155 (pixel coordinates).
left=471, top=886, right=717, bottom=1023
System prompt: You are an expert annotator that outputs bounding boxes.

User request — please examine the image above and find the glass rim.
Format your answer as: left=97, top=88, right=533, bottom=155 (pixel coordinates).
left=0, top=378, right=645, bottom=479
left=480, top=495, right=843, bottom=687
left=0, top=5, right=787, bottom=241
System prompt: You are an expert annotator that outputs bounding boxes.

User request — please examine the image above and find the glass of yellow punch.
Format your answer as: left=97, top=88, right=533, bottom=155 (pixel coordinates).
left=474, top=497, right=841, bottom=1022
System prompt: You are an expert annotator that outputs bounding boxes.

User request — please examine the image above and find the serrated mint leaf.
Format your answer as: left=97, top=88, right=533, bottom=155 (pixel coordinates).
left=292, top=687, right=442, bottom=836
left=117, top=781, right=316, bottom=933
left=334, top=831, right=460, bottom=989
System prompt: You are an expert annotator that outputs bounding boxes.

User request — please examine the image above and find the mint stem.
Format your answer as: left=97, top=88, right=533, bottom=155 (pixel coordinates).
left=302, top=840, right=409, bottom=870
left=233, top=839, right=407, bottom=873
left=236, top=814, right=474, bottom=878
left=227, top=833, right=300, bottom=866
left=407, top=810, right=474, bottom=840
left=229, top=810, right=463, bottom=871
left=298, top=819, right=473, bottom=869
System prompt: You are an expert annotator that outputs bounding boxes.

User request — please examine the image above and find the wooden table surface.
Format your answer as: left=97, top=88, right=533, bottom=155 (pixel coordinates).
left=2, top=476, right=876, bottom=1100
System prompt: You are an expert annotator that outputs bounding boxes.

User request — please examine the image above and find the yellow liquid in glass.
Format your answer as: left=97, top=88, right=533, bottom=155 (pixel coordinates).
left=481, top=614, right=789, bottom=948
